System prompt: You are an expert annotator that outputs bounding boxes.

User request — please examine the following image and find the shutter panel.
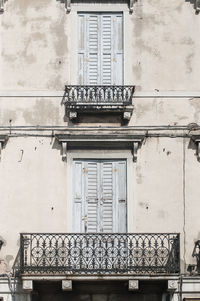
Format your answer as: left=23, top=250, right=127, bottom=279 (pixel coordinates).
left=73, top=161, right=84, bottom=232
left=86, top=162, right=99, bottom=232
left=101, top=15, right=112, bottom=85
left=87, top=15, right=99, bottom=85
left=113, top=14, right=123, bottom=85
left=78, top=13, right=123, bottom=85
left=116, top=161, right=127, bottom=232
left=101, top=162, right=114, bottom=232
left=73, top=160, right=127, bottom=233
left=78, top=14, right=86, bottom=85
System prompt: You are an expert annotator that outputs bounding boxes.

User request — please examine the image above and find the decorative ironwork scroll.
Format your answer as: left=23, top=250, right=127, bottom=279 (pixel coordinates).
left=64, top=85, right=135, bottom=107
left=19, top=233, right=180, bottom=275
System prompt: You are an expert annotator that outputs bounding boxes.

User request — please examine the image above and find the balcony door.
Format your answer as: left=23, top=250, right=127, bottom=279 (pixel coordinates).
left=73, top=160, right=127, bottom=233
left=78, top=13, right=123, bottom=85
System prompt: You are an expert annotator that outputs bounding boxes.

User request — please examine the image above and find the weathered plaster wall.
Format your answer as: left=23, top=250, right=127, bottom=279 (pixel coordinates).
left=1, top=0, right=200, bottom=90
left=0, top=97, right=200, bottom=127
left=0, top=0, right=70, bottom=90
left=0, top=135, right=199, bottom=273
left=0, top=0, right=200, bottom=286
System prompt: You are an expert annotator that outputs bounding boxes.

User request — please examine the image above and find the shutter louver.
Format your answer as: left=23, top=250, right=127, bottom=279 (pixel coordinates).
left=78, top=13, right=123, bottom=85
left=78, top=14, right=86, bottom=85
left=86, top=162, right=99, bottom=232
left=101, top=15, right=112, bottom=85
left=87, top=15, right=99, bottom=85
left=101, top=162, right=113, bottom=232
left=73, top=161, right=84, bottom=232
left=117, top=161, right=127, bottom=233
left=73, top=160, right=127, bottom=233
left=113, top=14, right=123, bottom=85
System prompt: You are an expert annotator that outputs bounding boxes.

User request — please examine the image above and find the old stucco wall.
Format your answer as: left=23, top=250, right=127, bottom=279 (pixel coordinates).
left=1, top=0, right=200, bottom=90
left=0, top=0, right=200, bottom=278
left=0, top=134, right=199, bottom=272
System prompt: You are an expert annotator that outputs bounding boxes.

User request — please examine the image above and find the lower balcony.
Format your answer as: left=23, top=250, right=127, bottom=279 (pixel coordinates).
left=63, top=85, right=135, bottom=121
left=17, top=233, right=180, bottom=276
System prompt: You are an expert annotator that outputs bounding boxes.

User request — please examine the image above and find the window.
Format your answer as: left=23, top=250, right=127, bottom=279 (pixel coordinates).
left=73, top=160, right=127, bottom=233
left=78, top=12, right=123, bottom=85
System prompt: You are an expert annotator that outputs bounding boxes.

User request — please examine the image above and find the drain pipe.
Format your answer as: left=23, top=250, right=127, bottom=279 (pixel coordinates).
left=0, top=273, right=15, bottom=296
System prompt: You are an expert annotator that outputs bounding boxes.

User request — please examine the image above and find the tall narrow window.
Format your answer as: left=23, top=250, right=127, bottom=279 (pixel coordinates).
left=78, top=13, right=123, bottom=85
left=73, top=160, right=127, bottom=233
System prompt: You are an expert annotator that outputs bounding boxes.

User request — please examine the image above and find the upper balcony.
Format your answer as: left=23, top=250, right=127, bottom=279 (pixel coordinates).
left=63, top=85, right=135, bottom=121
left=17, top=233, right=180, bottom=277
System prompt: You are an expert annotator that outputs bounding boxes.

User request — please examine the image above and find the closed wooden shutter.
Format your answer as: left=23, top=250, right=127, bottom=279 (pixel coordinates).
left=86, top=162, right=99, bottom=232
left=78, top=13, right=123, bottom=85
left=101, top=162, right=113, bottom=232
left=73, top=160, right=127, bottom=233
left=73, top=161, right=84, bottom=232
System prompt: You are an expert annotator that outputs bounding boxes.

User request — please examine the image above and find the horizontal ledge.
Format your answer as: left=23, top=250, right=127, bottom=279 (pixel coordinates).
left=21, top=275, right=179, bottom=281
left=0, top=91, right=200, bottom=98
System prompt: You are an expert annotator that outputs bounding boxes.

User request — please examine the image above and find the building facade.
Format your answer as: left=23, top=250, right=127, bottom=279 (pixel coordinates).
left=0, top=0, right=200, bottom=300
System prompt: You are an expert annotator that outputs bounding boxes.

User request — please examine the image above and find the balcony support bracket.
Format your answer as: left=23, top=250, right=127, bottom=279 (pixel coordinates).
left=65, top=0, right=71, bottom=13
left=69, top=111, right=77, bottom=120
left=61, top=141, right=68, bottom=161
left=62, top=280, right=72, bottom=291
left=0, top=135, right=8, bottom=161
left=129, top=0, right=137, bottom=13
left=167, top=280, right=178, bottom=292
left=23, top=280, right=33, bottom=292
left=132, top=140, right=142, bottom=162
left=195, top=0, right=200, bottom=13
left=0, top=0, right=7, bottom=13
left=191, top=134, right=200, bottom=161
left=129, top=280, right=139, bottom=290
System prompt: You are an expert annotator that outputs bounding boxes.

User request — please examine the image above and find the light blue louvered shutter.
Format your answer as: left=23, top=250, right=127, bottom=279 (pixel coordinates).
left=85, top=162, right=99, bottom=233
left=73, top=160, right=127, bottom=233
left=112, top=14, right=123, bottom=85
left=87, top=15, right=100, bottom=85
left=73, top=161, right=84, bottom=232
left=78, top=14, right=86, bottom=85
left=101, top=162, right=114, bottom=232
left=116, top=161, right=127, bottom=233
left=78, top=13, right=123, bottom=85
left=100, top=13, right=123, bottom=85
left=78, top=14, right=100, bottom=85
left=101, top=15, right=112, bottom=85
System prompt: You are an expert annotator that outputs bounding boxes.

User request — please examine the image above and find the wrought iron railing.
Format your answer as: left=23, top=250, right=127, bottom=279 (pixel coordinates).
left=64, top=85, right=135, bottom=106
left=192, top=240, right=200, bottom=273
left=19, top=233, right=180, bottom=275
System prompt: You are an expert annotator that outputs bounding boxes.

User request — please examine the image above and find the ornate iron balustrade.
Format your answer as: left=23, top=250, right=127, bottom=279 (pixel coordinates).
left=192, top=240, right=200, bottom=273
left=19, top=233, right=180, bottom=275
left=64, top=85, right=135, bottom=106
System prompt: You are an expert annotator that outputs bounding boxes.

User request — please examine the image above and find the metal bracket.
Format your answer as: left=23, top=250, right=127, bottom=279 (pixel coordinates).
left=65, top=0, right=71, bottom=13
left=61, top=142, right=68, bottom=161
left=132, top=141, right=140, bottom=162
